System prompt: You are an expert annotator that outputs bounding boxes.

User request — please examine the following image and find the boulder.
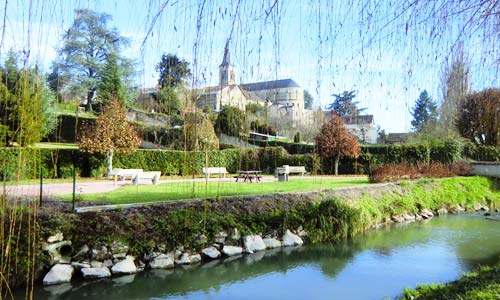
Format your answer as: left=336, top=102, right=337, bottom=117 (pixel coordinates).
left=71, top=262, right=90, bottom=270
left=111, top=256, right=137, bottom=275
left=436, top=207, right=448, bottom=215
left=282, top=230, right=304, bottom=247
left=449, top=204, right=465, bottom=214
left=263, top=238, right=282, bottom=249
left=81, top=267, right=111, bottom=279
left=47, top=232, right=64, bottom=243
left=391, top=215, right=405, bottom=223
left=90, top=261, right=103, bottom=268
left=103, top=259, right=114, bottom=268
left=43, top=264, right=74, bottom=286
left=149, top=254, right=174, bottom=269
left=175, top=253, right=201, bottom=265
left=402, top=212, right=416, bottom=222
left=420, top=209, right=434, bottom=219
left=243, top=235, right=266, bottom=253
left=91, top=246, right=110, bottom=261
left=473, top=203, right=489, bottom=211
left=194, top=234, right=208, bottom=246
left=72, top=245, right=89, bottom=260
left=296, top=226, right=307, bottom=237
left=214, top=231, right=228, bottom=244
left=202, top=246, right=221, bottom=259
left=222, top=245, right=243, bottom=256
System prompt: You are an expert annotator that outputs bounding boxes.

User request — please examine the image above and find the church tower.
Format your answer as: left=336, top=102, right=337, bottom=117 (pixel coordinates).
left=219, top=44, right=236, bottom=86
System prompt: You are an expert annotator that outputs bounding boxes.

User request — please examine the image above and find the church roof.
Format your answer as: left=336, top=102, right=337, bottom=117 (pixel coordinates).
left=240, top=78, right=300, bottom=92
left=343, top=114, right=374, bottom=125
left=219, top=45, right=233, bottom=67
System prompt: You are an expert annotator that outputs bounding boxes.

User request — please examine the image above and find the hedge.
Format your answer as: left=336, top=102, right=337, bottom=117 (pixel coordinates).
left=1, top=141, right=498, bottom=180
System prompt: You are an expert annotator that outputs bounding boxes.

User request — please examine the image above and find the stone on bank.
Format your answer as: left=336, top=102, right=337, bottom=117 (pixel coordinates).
left=43, top=264, right=74, bottom=286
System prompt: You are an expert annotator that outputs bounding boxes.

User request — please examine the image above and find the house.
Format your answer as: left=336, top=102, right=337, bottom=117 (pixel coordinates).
left=342, top=114, right=378, bottom=144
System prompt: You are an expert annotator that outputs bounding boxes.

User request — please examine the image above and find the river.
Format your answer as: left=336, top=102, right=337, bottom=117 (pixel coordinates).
left=23, top=214, right=500, bottom=300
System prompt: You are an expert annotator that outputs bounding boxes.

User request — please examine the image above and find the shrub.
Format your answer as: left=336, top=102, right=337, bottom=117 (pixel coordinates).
left=368, top=162, right=472, bottom=183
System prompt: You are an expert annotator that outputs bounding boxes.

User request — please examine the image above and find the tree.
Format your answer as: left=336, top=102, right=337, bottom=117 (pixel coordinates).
left=156, top=54, right=191, bottom=89
left=0, top=50, right=56, bottom=146
left=315, top=115, right=360, bottom=175
left=184, top=111, right=219, bottom=151
left=439, top=44, right=471, bottom=137
left=327, top=90, right=366, bottom=117
left=304, top=90, right=313, bottom=109
left=157, top=86, right=181, bottom=115
left=97, top=51, right=126, bottom=106
left=457, top=88, right=500, bottom=146
left=377, top=126, right=387, bottom=144
left=411, top=90, right=438, bottom=132
left=216, top=105, right=247, bottom=137
left=78, top=100, right=141, bottom=176
left=57, top=9, right=131, bottom=112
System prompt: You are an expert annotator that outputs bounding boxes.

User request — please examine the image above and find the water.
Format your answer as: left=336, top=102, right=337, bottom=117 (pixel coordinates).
left=26, top=214, right=500, bottom=300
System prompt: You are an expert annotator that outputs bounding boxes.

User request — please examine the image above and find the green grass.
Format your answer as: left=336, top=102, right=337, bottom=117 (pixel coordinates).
left=58, top=177, right=369, bottom=204
left=400, top=259, right=500, bottom=300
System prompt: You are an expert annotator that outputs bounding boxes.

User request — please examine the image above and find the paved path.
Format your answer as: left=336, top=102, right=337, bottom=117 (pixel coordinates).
left=3, top=175, right=289, bottom=197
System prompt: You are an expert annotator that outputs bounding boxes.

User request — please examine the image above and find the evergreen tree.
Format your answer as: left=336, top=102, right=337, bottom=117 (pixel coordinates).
left=411, top=90, right=438, bottom=132
left=304, top=90, right=313, bottom=109
left=156, top=54, right=191, bottom=89
left=327, top=90, right=366, bottom=117
left=97, top=52, right=126, bottom=105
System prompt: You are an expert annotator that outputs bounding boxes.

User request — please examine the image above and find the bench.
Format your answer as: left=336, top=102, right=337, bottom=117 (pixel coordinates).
left=110, top=169, right=144, bottom=183
left=132, top=171, right=161, bottom=185
left=275, top=165, right=307, bottom=177
left=202, top=167, right=228, bottom=178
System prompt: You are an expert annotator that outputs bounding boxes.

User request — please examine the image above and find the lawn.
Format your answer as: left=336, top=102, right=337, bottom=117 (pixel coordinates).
left=63, top=176, right=369, bottom=204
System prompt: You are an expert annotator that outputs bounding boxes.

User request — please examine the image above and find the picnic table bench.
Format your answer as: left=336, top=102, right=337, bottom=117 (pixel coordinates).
left=234, top=170, right=262, bottom=183
left=202, top=167, right=228, bottom=178
left=109, top=168, right=144, bottom=183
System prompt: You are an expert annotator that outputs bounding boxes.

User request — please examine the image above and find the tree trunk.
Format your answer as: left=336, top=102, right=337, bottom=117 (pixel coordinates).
left=85, top=89, right=95, bottom=112
left=334, top=156, right=339, bottom=176
left=106, top=149, right=114, bottom=177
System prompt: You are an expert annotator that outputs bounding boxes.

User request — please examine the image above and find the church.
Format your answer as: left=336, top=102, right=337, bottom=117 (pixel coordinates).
left=194, top=46, right=312, bottom=126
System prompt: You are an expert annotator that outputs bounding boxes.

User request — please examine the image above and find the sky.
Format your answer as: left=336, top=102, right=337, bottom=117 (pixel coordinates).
left=2, top=0, right=499, bottom=133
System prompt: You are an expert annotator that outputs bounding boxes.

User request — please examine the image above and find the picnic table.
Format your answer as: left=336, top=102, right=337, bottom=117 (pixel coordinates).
left=234, top=170, right=262, bottom=183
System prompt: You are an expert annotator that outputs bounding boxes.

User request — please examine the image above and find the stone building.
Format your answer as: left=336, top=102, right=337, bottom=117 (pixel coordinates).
left=343, top=114, right=378, bottom=144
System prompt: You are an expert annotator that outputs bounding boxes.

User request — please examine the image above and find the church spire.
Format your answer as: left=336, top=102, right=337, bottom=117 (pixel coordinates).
left=219, top=41, right=236, bottom=85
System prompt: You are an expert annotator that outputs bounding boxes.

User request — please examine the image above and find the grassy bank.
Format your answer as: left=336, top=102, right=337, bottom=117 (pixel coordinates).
left=400, top=259, right=500, bottom=300
left=58, top=177, right=369, bottom=204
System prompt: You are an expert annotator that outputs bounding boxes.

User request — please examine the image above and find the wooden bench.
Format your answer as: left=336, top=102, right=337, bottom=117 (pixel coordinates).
left=111, top=169, right=144, bottom=184
left=132, top=171, right=161, bottom=185
left=202, top=167, right=228, bottom=178
left=288, top=166, right=307, bottom=176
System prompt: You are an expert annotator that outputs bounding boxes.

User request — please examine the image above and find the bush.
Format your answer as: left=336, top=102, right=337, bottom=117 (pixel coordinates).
left=368, top=162, right=472, bottom=183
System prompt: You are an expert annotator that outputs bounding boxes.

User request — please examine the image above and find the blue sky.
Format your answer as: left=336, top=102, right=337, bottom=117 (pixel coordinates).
left=2, top=0, right=499, bottom=133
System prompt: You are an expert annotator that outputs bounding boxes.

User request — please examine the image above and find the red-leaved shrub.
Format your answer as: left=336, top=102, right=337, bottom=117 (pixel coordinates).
left=369, top=162, right=472, bottom=183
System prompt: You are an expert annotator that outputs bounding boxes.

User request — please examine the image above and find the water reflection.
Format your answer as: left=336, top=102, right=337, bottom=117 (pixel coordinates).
left=25, top=214, right=500, bottom=300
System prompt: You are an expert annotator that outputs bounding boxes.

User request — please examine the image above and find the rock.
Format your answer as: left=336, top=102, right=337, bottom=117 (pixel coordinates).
left=263, top=237, right=282, bottom=249
left=420, top=209, right=434, bottom=219
left=296, top=226, right=307, bottom=237
left=243, top=235, right=266, bottom=253
left=91, top=246, right=110, bottom=261
left=111, top=256, right=137, bottom=275
left=72, top=245, right=89, bottom=260
left=174, top=249, right=183, bottom=259
left=157, top=244, right=166, bottom=252
left=149, top=254, right=174, bottom=269
left=175, top=253, right=201, bottom=265
left=90, top=261, right=103, bottom=268
left=282, top=230, right=304, bottom=247
left=402, top=212, right=416, bottom=222
left=214, top=231, right=228, bottom=244
left=112, top=253, right=127, bottom=262
left=103, top=259, right=113, bottom=268
left=436, top=207, right=448, bottom=215
left=391, top=215, right=405, bottom=223
left=110, top=241, right=129, bottom=254
left=47, top=232, right=64, bottom=244
left=81, top=267, right=111, bottom=279
left=189, top=254, right=201, bottom=264
left=449, top=204, right=465, bottom=214
left=43, top=264, right=74, bottom=286
left=230, top=228, right=241, bottom=241
left=415, top=214, right=423, bottom=221
left=71, top=262, right=90, bottom=270
left=222, top=245, right=243, bottom=256
left=473, top=203, right=489, bottom=211
left=202, top=246, right=221, bottom=259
